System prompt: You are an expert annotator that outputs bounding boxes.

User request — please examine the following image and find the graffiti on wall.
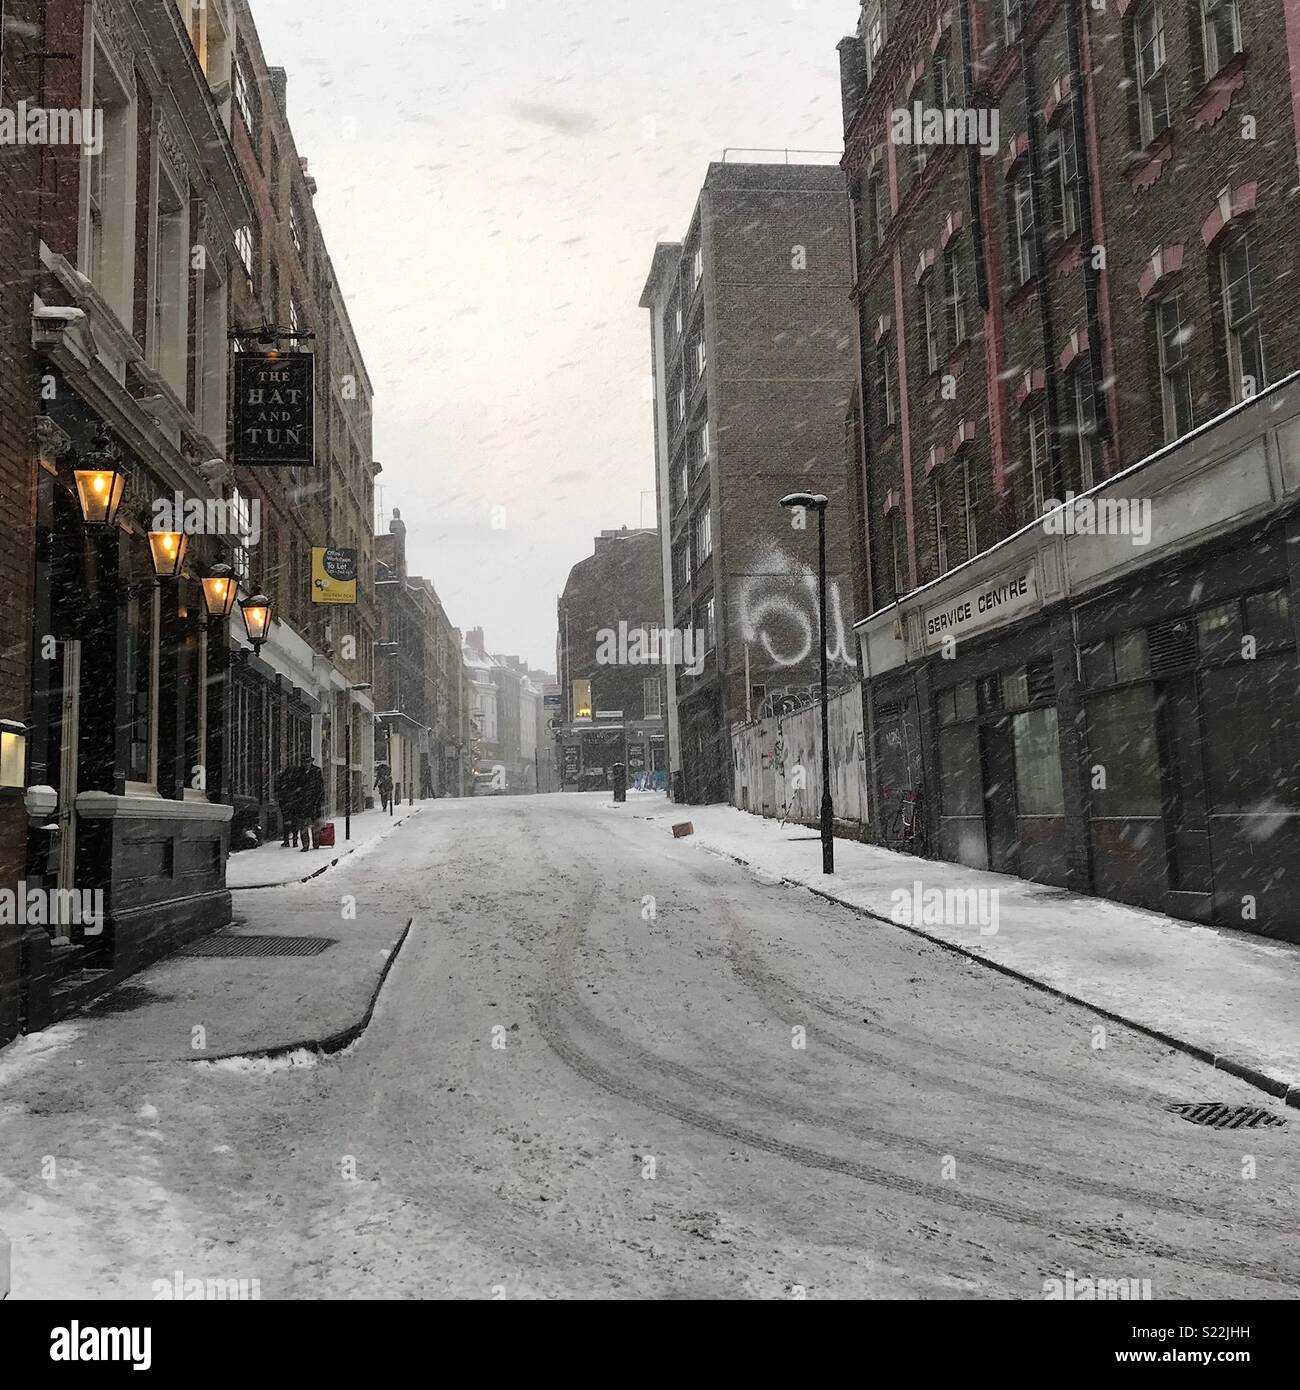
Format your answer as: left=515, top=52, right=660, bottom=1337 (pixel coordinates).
left=735, top=542, right=857, bottom=671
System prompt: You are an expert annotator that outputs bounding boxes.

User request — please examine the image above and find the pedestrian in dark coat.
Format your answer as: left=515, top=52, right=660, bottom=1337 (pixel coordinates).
left=296, top=755, right=325, bottom=851
left=277, top=762, right=302, bottom=847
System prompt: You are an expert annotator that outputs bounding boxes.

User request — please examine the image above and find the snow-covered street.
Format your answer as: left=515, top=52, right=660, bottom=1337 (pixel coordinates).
left=1, top=794, right=1296, bottom=1299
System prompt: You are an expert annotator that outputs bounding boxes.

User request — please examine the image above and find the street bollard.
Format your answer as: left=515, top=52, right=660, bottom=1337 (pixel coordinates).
left=612, top=761, right=626, bottom=803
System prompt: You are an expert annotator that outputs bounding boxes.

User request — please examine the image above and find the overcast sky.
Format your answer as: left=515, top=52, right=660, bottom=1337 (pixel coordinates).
left=252, top=0, right=853, bottom=670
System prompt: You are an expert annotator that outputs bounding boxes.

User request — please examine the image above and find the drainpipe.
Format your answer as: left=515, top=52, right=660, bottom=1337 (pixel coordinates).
left=957, top=0, right=990, bottom=312
left=1019, top=38, right=1067, bottom=503
left=1065, top=0, right=1112, bottom=451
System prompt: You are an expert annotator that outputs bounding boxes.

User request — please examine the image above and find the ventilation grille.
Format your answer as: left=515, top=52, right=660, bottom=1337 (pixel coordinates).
left=1027, top=659, right=1056, bottom=703
left=1148, top=617, right=1197, bottom=676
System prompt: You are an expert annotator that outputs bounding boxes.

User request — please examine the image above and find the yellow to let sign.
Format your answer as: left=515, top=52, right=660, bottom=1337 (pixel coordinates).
left=311, top=547, right=358, bottom=605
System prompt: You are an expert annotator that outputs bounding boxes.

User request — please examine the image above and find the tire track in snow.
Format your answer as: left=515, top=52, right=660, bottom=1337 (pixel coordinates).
left=530, top=821, right=1298, bottom=1288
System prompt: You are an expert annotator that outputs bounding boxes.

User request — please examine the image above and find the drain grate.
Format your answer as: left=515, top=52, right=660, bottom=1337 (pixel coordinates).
left=180, top=935, right=336, bottom=959
left=1166, top=1102, right=1287, bottom=1131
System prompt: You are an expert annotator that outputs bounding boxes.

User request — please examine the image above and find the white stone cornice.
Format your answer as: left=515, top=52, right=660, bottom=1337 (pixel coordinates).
left=76, top=791, right=234, bottom=823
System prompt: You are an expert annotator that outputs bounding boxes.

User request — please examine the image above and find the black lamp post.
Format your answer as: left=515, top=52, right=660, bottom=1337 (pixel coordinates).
left=780, top=491, right=834, bottom=874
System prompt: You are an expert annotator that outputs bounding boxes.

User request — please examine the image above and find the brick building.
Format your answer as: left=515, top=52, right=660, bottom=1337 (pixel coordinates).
left=223, top=0, right=377, bottom=845
left=0, top=2, right=42, bottom=1044
left=374, top=509, right=468, bottom=801
left=840, top=0, right=1300, bottom=941
left=19, top=0, right=248, bottom=1014
left=462, top=629, right=547, bottom=794
left=556, top=527, right=666, bottom=790
left=640, top=161, right=858, bottom=804
left=0, top=0, right=385, bottom=1040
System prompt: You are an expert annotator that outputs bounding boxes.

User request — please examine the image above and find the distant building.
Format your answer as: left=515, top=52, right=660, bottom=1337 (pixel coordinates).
left=461, top=630, right=545, bottom=794
left=556, top=528, right=666, bottom=791
left=374, top=510, right=467, bottom=800
left=640, top=160, right=859, bottom=803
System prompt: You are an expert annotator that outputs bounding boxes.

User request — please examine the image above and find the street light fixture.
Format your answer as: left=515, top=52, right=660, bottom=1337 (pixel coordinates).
left=72, top=432, right=128, bottom=527
left=239, top=591, right=273, bottom=654
left=201, top=564, right=239, bottom=620
left=779, top=491, right=834, bottom=875
left=147, top=528, right=189, bottom=579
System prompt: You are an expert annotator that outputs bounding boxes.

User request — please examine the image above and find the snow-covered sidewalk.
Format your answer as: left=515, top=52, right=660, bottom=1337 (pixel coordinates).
left=625, top=797, right=1300, bottom=1102
left=226, top=804, right=423, bottom=889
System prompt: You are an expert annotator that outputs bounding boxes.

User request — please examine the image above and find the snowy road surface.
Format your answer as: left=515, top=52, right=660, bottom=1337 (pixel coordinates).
left=1, top=794, right=1296, bottom=1299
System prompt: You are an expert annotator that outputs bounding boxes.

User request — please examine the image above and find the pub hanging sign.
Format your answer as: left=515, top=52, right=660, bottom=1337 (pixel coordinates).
left=232, top=351, right=315, bottom=467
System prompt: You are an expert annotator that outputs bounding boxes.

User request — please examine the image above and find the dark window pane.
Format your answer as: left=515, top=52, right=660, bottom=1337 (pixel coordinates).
left=1081, top=638, right=1115, bottom=689
left=939, top=725, right=982, bottom=815
left=937, top=687, right=957, bottom=726
left=977, top=674, right=1002, bottom=714
left=1087, top=685, right=1161, bottom=816
left=1197, top=600, right=1241, bottom=661
left=955, top=681, right=978, bottom=722
left=1114, top=628, right=1150, bottom=682
left=1243, top=587, right=1291, bottom=651
left=1203, top=657, right=1300, bottom=812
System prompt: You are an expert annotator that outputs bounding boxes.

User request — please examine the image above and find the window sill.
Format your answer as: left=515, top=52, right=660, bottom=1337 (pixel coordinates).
left=1122, top=128, right=1173, bottom=192
left=1046, top=232, right=1085, bottom=278
left=923, top=347, right=968, bottom=402
left=1187, top=51, right=1247, bottom=131
left=942, top=340, right=971, bottom=377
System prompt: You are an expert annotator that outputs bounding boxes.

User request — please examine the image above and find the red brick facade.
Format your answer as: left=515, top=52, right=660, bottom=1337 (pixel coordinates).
left=840, top=0, right=1300, bottom=613
left=0, top=2, right=42, bottom=1043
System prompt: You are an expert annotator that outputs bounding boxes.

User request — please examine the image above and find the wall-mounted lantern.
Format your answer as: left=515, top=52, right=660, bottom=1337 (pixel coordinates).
left=73, top=432, right=128, bottom=527
left=148, top=529, right=189, bottom=579
left=201, top=564, right=239, bottom=620
left=0, top=720, right=28, bottom=791
left=239, top=592, right=272, bottom=654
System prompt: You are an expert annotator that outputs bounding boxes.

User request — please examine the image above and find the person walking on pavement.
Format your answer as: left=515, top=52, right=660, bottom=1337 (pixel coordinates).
left=296, top=754, right=325, bottom=852
left=376, top=761, right=393, bottom=813
left=277, top=760, right=302, bottom=847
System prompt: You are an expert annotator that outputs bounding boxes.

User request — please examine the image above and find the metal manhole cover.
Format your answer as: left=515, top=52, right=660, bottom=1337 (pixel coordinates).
left=179, top=936, right=336, bottom=959
left=1166, top=1103, right=1287, bottom=1130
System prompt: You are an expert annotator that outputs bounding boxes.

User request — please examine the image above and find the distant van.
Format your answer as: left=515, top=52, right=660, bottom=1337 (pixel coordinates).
left=472, top=771, right=506, bottom=796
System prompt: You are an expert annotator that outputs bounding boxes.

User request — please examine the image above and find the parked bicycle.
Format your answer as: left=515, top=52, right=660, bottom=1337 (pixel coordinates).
left=885, top=788, right=929, bottom=857
left=776, top=787, right=807, bottom=829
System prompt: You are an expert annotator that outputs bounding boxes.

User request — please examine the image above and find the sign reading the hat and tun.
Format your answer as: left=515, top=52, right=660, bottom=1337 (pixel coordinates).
left=233, top=352, right=315, bottom=467
left=311, top=547, right=358, bottom=605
